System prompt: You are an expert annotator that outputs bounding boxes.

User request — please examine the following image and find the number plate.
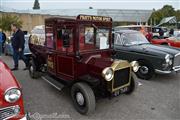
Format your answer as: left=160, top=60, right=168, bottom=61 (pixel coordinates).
left=120, top=87, right=128, bottom=93
left=113, top=87, right=128, bottom=96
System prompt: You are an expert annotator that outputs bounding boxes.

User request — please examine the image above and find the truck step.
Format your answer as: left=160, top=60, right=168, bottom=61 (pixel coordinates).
left=41, top=75, right=65, bottom=91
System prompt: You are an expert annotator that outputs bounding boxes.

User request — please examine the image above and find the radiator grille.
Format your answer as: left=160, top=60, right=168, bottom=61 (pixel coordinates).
left=113, top=67, right=130, bottom=89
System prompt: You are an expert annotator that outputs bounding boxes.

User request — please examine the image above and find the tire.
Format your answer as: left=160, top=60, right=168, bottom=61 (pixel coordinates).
left=136, top=60, right=154, bottom=80
left=153, top=36, right=159, bottom=39
left=125, top=77, right=135, bottom=94
left=71, top=82, right=96, bottom=115
left=29, top=60, right=40, bottom=79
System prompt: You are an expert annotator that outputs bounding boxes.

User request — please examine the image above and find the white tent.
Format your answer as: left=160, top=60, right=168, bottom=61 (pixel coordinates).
left=157, top=16, right=177, bottom=26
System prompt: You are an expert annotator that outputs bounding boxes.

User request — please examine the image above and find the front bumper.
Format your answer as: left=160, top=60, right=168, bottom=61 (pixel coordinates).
left=0, top=105, right=27, bottom=120
left=155, top=65, right=180, bottom=74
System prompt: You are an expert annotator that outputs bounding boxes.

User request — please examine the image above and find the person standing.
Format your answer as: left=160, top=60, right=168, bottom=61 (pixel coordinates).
left=0, top=30, right=3, bottom=56
left=169, top=28, right=174, bottom=37
left=159, top=28, right=164, bottom=39
left=11, top=23, right=28, bottom=71
left=2, top=32, right=6, bottom=53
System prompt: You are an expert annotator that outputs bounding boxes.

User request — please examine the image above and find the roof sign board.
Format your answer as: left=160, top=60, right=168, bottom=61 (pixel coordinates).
left=77, top=15, right=112, bottom=22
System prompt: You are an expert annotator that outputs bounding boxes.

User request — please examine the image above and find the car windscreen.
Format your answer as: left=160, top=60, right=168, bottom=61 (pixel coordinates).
left=162, top=28, right=168, bottom=32
left=79, top=26, right=110, bottom=51
left=115, top=32, right=149, bottom=46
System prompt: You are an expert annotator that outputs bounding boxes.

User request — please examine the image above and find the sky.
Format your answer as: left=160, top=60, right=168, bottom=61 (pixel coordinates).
left=0, top=0, right=179, bottom=10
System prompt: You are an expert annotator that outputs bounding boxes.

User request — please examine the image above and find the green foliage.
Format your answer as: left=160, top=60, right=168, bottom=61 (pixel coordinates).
left=0, top=14, right=23, bottom=32
left=175, top=10, right=180, bottom=22
left=149, top=5, right=180, bottom=25
left=33, top=0, right=40, bottom=10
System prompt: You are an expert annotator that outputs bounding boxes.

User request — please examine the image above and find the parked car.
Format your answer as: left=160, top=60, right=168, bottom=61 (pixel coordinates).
left=0, top=59, right=27, bottom=120
left=152, top=27, right=169, bottom=39
left=114, top=25, right=153, bottom=42
left=149, top=33, right=180, bottom=47
left=4, top=38, right=13, bottom=55
left=28, top=15, right=139, bottom=115
left=113, top=30, right=180, bottom=80
left=114, top=25, right=152, bottom=35
left=4, top=35, right=31, bottom=57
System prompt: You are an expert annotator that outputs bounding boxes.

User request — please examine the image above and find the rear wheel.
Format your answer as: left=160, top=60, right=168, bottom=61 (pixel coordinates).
left=136, top=60, right=154, bottom=80
left=29, top=59, right=40, bottom=79
left=71, top=82, right=96, bottom=115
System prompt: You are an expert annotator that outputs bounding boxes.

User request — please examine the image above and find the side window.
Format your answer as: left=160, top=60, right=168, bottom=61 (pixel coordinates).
left=46, top=33, right=54, bottom=48
left=85, top=27, right=94, bottom=44
left=57, top=28, right=63, bottom=50
left=45, top=25, right=54, bottom=49
left=155, top=29, right=160, bottom=32
left=96, top=29, right=109, bottom=49
left=79, top=26, right=95, bottom=51
left=57, top=28, right=74, bottom=52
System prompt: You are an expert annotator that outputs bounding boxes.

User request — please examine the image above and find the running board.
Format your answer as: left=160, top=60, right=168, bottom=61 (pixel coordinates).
left=41, top=76, right=65, bottom=91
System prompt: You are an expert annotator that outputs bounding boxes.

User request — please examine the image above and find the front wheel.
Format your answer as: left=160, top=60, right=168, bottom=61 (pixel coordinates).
left=29, top=60, right=41, bottom=79
left=71, top=82, right=96, bottom=115
left=136, top=61, right=154, bottom=80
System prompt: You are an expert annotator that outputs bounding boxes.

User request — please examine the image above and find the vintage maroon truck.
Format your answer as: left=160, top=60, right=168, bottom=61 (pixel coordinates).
left=28, top=15, right=139, bottom=114
left=0, top=59, right=27, bottom=120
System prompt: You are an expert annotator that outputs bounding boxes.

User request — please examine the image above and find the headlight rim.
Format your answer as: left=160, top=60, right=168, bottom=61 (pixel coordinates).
left=102, top=67, right=114, bottom=81
left=130, top=61, right=140, bottom=72
left=165, top=54, right=171, bottom=63
left=4, top=87, right=22, bottom=103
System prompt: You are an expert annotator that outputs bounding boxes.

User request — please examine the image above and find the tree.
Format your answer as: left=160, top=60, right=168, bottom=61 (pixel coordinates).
left=149, top=5, right=176, bottom=25
left=175, top=10, right=180, bottom=22
left=161, top=5, right=175, bottom=17
left=33, top=0, right=40, bottom=10
left=0, top=14, right=23, bottom=32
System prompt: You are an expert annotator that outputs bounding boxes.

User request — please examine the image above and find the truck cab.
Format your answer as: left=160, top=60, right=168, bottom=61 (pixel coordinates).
left=29, top=15, right=139, bottom=115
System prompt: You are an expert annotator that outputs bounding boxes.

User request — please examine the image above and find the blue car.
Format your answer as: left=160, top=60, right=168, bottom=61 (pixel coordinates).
left=4, top=35, right=31, bottom=56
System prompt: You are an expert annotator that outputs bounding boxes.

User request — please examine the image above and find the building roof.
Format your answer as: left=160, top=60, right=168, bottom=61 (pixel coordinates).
left=98, top=9, right=152, bottom=22
left=157, top=16, right=177, bottom=26
left=0, top=6, right=152, bottom=23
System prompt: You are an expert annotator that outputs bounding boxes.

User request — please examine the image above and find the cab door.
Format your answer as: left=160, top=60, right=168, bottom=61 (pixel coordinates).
left=55, top=24, right=76, bottom=80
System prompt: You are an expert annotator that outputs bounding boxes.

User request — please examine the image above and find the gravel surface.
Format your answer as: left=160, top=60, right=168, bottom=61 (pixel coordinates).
left=1, top=55, right=180, bottom=120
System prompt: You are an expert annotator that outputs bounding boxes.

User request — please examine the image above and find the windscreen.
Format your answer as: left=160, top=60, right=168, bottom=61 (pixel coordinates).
left=79, top=26, right=110, bottom=51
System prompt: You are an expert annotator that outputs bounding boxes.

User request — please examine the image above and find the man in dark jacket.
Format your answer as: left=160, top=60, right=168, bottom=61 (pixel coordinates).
left=11, top=23, right=28, bottom=71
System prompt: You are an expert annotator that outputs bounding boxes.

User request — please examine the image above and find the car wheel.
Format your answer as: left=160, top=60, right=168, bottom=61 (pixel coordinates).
left=5, top=52, right=8, bottom=56
left=136, top=61, right=154, bottom=80
left=29, top=60, right=40, bottom=79
left=125, top=77, right=135, bottom=94
left=71, top=82, right=96, bottom=115
left=153, top=36, right=159, bottom=39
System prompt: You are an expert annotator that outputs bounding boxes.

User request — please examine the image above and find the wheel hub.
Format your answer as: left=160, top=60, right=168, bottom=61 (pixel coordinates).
left=140, top=66, right=149, bottom=74
left=76, top=92, right=85, bottom=106
left=30, top=65, right=34, bottom=73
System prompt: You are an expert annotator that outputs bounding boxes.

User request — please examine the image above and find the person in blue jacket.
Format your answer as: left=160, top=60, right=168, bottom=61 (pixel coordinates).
left=0, top=30, right=3, bottom=56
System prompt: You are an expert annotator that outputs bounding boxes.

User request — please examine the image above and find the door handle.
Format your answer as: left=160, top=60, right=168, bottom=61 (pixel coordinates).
left=47, top=52, right=53, bottom=54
